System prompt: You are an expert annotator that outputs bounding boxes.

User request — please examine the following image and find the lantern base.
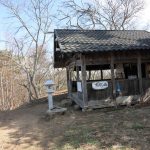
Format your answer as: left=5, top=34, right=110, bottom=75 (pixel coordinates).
left=46, top=106, right=67, bottom=115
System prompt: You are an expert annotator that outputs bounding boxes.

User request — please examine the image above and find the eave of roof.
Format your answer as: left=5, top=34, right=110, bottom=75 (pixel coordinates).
left=54, top=29, right=150, bottom=53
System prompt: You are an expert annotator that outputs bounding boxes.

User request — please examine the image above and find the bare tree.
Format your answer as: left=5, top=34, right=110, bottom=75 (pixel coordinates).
left=0, top=50, right=28, bottom=110
left=0, top=48, right=66, bottom=110
left=58, top=0, right=144, bottom=30
left=0, top=0, right=54, bottom=101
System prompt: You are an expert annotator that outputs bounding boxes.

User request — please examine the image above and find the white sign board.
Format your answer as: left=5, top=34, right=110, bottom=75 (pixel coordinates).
left=92, top=81, right=108, bottom=90
left=77, top=82, right=82, bottom=92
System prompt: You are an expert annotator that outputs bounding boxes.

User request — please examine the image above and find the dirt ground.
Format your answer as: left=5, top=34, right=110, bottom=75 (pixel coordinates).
left=0, top=95, right=150, bottom=150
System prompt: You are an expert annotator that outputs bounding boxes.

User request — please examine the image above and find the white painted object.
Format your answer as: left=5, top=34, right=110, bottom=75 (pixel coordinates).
left=77, top=82, right=82, bottom=92
left=44, top=80, right=55, bottom=110
left=92, top=81, right=108, bottom=90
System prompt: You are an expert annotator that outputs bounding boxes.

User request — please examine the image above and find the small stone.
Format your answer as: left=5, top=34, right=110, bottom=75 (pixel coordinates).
left=74, top=104, right=80, bottom=110
left=42, top=113, right=55, bottom=121
left=82, top=108, right=93, bottom=112
left=60, top=99, right=72, bottom=107
left=86, top=108, right=93, bottom=112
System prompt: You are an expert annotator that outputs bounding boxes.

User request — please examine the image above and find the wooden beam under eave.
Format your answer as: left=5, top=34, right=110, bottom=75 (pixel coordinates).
left=137, top=54, right=143, bottom=94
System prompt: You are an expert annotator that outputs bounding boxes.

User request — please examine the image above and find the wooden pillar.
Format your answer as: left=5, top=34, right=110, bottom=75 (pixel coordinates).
left=110, top=53, right=116, bottom=100
left=145, top=63, right=150, bottom=78
left=137, top=54, right=143, bottom=94
left=66, top=67, right=71, bottom=98
left=76, top=65, right=80, bottom=98
left=89, top=70, right=91, bottom=80
left=76, top=66, right=80, bottom=81
left=81, top=55, right=88, bottom=107
left=101, top=69, right=103, bottom=80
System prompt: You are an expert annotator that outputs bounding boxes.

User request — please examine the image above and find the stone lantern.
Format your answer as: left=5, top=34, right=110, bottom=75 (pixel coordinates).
left=45, top=80, right=55, bottom=110
left=44, top=80, right=67, bottom=114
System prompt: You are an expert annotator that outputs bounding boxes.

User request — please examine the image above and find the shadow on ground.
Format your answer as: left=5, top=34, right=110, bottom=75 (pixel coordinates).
left=0, top=94, right=150, bottom=150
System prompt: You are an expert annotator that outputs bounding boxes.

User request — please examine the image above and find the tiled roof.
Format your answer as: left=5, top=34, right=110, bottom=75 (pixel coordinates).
left=55, top=29, right=150, bottom=53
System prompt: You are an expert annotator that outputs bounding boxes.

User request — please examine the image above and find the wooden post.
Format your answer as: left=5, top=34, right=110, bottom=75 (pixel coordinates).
left=76, top=65, right=79, bottom=98
left=81, top=55, right=88, bottom=107
left=110, top=53, right=116, bottom=101
left=89, top=70, right=91, bottom=80
left=66, top=67, right=71, bottom=98
left=101, top=69, right=103, bottom=80
left=76, top=66, right=80, bottom=81
left=137, top=54, right=143, bottom=94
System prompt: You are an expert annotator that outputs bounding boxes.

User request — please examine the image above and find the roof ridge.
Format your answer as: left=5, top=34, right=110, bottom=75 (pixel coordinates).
left=54, top=29, right=148, bottom=32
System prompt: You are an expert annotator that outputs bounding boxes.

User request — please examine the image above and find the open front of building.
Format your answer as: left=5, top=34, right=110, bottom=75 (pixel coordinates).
left=54, top=29, right=150, bottom=109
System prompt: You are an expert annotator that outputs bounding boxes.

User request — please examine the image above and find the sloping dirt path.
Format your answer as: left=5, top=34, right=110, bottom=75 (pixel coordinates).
left=0, top=102, right=150, bottom=150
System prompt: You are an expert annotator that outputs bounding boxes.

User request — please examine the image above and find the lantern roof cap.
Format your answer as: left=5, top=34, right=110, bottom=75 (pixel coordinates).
left=44, top=80, right=55, bottom=86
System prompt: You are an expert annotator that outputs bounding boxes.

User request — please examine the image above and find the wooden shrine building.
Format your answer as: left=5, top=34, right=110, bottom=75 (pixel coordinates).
left=54, top=29, right=150, bottom=109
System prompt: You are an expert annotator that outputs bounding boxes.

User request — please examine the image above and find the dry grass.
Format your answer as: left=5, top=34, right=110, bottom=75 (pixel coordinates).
left=0, top=95, right=150, bottom=150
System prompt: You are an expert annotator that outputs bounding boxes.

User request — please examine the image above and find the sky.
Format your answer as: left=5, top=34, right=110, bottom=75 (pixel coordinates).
left=138, top=0, right=150, bottom=29
left=0, top=0, right=150, bottom=50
